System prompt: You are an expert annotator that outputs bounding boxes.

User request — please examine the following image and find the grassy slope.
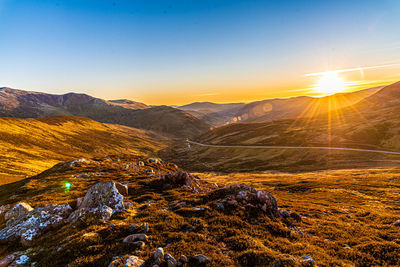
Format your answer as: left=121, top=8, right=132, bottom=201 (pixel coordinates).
left=0, top=116, right=166, bottom=184
left=0, top=157, right=399, bottom=266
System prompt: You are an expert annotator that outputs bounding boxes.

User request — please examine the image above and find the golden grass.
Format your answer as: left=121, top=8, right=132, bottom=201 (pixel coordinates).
left=0, top=116, right=166, bottom=185
left=1, top=157, right=399, bottom=266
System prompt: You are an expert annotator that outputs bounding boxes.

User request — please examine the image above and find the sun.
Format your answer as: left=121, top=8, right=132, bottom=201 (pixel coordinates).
left=315, top=72, right=346, bottom=95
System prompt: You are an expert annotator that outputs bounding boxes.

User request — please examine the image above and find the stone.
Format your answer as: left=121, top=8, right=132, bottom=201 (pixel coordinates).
left=137, top=161, right=145, bottom=166
left=393, top=220, right=400, bottom=226
left=279, top=209, right=290, bottom=219
left=76, top=197, right=84, bottom=209
left=13, top=255, right=30, bottom=266
left=5, top=203, right=33, bottom=222
left=131, top=241, right=145, bottom=250
left=115, top=182, right=128, bottom=196
left=0, top=252, right=20, bottom=267
left=79, top=181, right=124, bottom=212
left=300, top=256, right=315, bottom=266
left=123, top=233, right=148, bottom=243
left=179, top=255, right=188, bottom=263
left=125, top=255, right=144, bottom=267
left=0, top=204, right=11, bottom=224
left=189, top=255, right=210, bottom=265
left=124, top=202, right=134, bottom=210
left=69, top=205, right=113, bottom=225
left=164, top=253, right=177, bottom=264
left=153, top=247, right=164, bottom=260
left=0, top=203, right=72, bottom=246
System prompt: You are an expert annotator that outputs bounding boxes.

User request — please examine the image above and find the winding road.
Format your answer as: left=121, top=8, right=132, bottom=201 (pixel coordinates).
left=187, top=140, right=400, bottom=156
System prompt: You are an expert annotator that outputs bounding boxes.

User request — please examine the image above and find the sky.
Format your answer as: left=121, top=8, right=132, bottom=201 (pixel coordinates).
left=0, top=0, right=400, bottom=105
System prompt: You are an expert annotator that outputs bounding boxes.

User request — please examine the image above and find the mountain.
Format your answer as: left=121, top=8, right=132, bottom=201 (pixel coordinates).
left=177, top=87, right=381, bottom=126
left=0, top=87, right=210, bottom=138
left=232, top=86, right=382, bottom=123
left=163, top=82, right=400, bottom=172
left=178, top=102, right=245, bottom=126
left=108, top=99, right=150, bottom=110
left=0, top=116, right=166, bottom=184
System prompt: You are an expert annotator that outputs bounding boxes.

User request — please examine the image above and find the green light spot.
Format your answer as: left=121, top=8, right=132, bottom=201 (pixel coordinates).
left=65, top=182, right=72, bottom=189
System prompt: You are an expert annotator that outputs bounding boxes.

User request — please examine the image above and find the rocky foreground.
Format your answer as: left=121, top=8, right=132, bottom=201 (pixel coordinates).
left=1, top=156, right=399, bottom=266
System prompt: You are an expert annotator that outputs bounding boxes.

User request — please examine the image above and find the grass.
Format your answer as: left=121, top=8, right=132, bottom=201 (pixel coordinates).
left=1, top=156, right=400, bottom=266
left=0, top=116, right=167, bottom=185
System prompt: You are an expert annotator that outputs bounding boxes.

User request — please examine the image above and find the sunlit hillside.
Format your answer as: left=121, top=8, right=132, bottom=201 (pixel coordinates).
left=0, top=116, right=166, bottom=184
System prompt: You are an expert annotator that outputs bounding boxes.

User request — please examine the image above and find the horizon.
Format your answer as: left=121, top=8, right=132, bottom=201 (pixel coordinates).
left=0, top=81, right=391, bottom=107
left=1, top=0, right=400, bottom=105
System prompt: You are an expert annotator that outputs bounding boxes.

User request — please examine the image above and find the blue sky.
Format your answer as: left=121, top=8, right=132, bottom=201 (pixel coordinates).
left=0, top=0, right=399, bottom=104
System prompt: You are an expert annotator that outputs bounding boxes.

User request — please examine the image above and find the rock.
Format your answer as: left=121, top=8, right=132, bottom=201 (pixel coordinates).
left=131, top=241, right=145, bottom=250
left=346, top=214, right=351, bottom=219
left=116, top=182, right=128, bottom=196
left=189, top=255, right=210, bottom=265
left=13, top=255, right=30, bottom=266
left=165, top=253, right=177, bottom=264
left=79, top=181, right=124, bottom=212
left=158, top=171, right=199, bottom=189
left=0, top=252, right=20, bottom=267
left=108, top=255, right=144, bottom=267
left=300, top=256, right=315, bottom=266
left=207, top=184, right=279, bottom=218
left=0, top=203, right=72, bottom=246
left=147, top=169, right=155, bottom=174
left=124, top=202, right=134, bottom=210
left=153, top=247, right=164, bottom=260
left=393, top=220, right=400, bottom=226
left=179, top=255, right=188, bottom=263
left=0, top=204, right=11, bottom=223
left=125, top=256, right=144, bottom=267
left=82, top=232, right=101, bottom=243
left=279, top=209, right=290, bottom=219
left=166, top=260, right=177, bottom=267
left=123, top=233, right=148, bottom=243
left=76, top=197, right=84, bottom=209
left=137, top=161, right=144, bottom=166
left=69, top=205, right=113, bottom=225
left=290, top=211, right=302, bottom=222
left=5, top=203, right=33, bottom=222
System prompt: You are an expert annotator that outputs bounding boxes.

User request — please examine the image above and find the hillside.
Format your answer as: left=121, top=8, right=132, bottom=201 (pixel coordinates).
left=0, top=116, right=166, bottom=184
left=0, top=87, right=210, bottom=138
left=178, top=87, right=381, bottom=126
left=162, top=82, right=400, bottom=172
left=0, top=156, right=399, bottom=266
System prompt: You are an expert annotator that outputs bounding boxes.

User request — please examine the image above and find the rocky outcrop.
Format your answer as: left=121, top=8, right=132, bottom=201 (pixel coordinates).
left=208, top=184, right=279, bottom=218
left=69, top=181, right=124, bottom=224
left=0, top=203, right=72, bottom=246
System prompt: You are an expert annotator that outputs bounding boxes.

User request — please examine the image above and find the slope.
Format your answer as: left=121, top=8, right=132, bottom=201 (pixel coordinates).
left=0, top=116, right=166, bottom=184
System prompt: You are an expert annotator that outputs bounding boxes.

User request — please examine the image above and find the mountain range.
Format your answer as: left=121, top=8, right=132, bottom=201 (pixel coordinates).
left=0, top=87, right=209, bottom=138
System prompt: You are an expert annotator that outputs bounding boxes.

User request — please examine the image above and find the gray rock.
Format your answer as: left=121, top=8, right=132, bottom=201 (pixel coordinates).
left=0, top=251, right=20, bottom=266
left=79, top=181, right=124, bottom=212
left=5, top=203, right=33, bottom=222
left=0, top=203, right=72, bottom=246
left=69, top=205, right=113, bottom=225
left=279, top=208, right=290, bottom=219
left=125, top=255, right=144, bottom=267
left=189, top=254, right=210, bottom=265
left=393, top=220, right=400, bottom=226
left=165, top=253, right=177, bottom=264
left=123, top=233, right=148, bottom=243
left=300, top=256, right=315, bottom=265
left=153, top=247, right=164, bottom=260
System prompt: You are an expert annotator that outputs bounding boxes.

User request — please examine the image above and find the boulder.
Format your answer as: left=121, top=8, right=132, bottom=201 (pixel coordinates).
left=189, top=254, right=210, bottom=266
left=0, top=204, right=11, bottom=224
left=4, top=203, right=33, bottom=222
left=69, top=205, right=113, bottom=225
left=0, top=203, right=72, bottom=246
left=300, top=256, right=315, bottom=266
left=207, top=184, right=279, bottom=218
left=108, top=255, right=144, bottom=267
left=153, top=247, right=164, bottom=260
left=123, top=233, right=148, bottom=243
left=79, top=181, right=124, bottom=212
